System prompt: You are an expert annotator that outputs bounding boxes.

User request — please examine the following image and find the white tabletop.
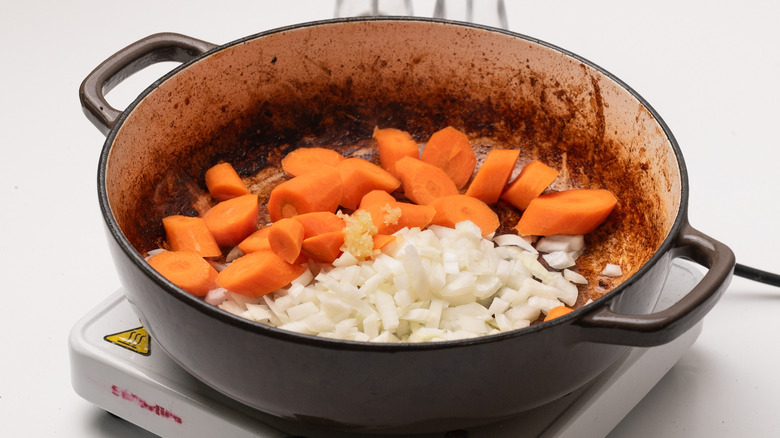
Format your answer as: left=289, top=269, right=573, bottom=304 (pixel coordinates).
left=2, top=1, right=778, bottom=436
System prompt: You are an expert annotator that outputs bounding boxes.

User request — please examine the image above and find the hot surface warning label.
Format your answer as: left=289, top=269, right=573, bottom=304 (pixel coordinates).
left=104, top=326, right=151, bottom=356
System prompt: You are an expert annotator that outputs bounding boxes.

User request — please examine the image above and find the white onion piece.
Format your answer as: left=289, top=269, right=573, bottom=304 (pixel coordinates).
left=332, top=250, right=359, bottom=267
left=527, top=296, right=564, bottom=313
left=546, top=273, right=579, bottom=306
left=488, top=297, right=510, bottom=315
left=601, top=263, right=623, bottom=277
left=218, top=300, right=246, bottom=317
left=145, top=248, right=166, bottom=258
left=542, top=251, right=576, bottom=270
left=362, top=313, right=381, bottom=339
left=204, top=288, right=228, bottom=306
left=563, top=268, right=589, bottom=285
left=375, top=290, right=399, bottom=331
left=505, top=304, right=540, bottom=322
left=493, top=234, right=538, bottom=254
left=495, top=313, right=513, bottom=331
left=287, top=302, right=319, bottom=321
left=245, top=303, right=272, bottom=322
left=371, top=331, right=400, bottom=343
left=225, top=246, right=244, bottom=263
left=304, top=312, right=337, bottom=333
left=402, top=245, right=432, bottom=300
left=519, top=252, right=553, bottom=283
left=535, top=234, right=585, bottom=253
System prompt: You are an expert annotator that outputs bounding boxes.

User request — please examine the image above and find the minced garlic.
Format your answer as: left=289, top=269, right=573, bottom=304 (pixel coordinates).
left=339, top=210, right=378, bottom=260
left=381, top=203, right=402, bottom=227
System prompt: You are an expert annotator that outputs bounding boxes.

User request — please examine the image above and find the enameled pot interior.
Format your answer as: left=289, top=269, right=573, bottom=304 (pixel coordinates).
left=102, top=18, right=683, bottom=320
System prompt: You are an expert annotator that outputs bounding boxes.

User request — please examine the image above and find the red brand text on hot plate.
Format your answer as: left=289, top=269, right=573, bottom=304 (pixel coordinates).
left=111, top=385, right=183, bottom=424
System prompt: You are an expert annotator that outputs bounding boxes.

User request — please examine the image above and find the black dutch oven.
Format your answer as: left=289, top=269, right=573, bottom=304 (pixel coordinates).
left=79, top=18, right=735, bottom=433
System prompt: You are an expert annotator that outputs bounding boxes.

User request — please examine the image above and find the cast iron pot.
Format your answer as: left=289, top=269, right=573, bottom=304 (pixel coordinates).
left=80, top=18, right=735, bottom=433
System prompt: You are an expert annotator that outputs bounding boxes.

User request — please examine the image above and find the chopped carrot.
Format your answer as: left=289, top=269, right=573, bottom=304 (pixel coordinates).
left=301, top=230, right=345, bottom=263
left=394, top=202, right=436, bottom=232
left=281, top=147, right=346, bottom=177
left=501, top=160, right=559, bottom=211
left=147, top=250, right=218, bottom=297
left=268, top=218, right=305, bottom=264
left=237, top=227, right=271, bottom=254
left=267, top=167, right=343, bottom=222
left=357, top=190, right=435, bottom=234
left=216, top=249, right=306, bottom=298
left=372, top=233, right=396, bottom=250
left=430, top=194, right=500, bottom=236
left=202, top=194, right=259, bottom=247
left=291, top=252, right=309, bottom=265
left=358, top=190, right=400, bottom=233
left=204, top=162, right=250, bottom=201
left=465, top=149, right=520, bottom=204
left=514, top=189, right=618, bottom=236
left=544, top=306, right=573, bottom=322
left=359, top=189, right=398, bottom=208
left=420, top=126, right=477, bottom=189
left=373, top=126, right=420, bottom=178
left=289, top=211, right=346, bottom=238
left=336, top=157, right=401, bottom=210
left=394, top=156, right=459, bottom=205
left=162, top=215, right=222, bottom=258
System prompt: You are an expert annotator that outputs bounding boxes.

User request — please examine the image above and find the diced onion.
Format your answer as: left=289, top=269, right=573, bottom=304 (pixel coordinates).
left=563, top=269, right=589, bottom=285
left=601, top=263, right=623, bottom=277
left=493, top=234, right=538, bottom=254
left=204, top=288, right=228, bottom=306
left=206, top=220, right=594, bottom=342
left=535, top=235, right=585, bottom=253
left=542, top=251, right=576, bottom=270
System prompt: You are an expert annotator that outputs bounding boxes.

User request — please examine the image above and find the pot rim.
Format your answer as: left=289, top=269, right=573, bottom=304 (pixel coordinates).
left=97, top=16, right=689, bottom=351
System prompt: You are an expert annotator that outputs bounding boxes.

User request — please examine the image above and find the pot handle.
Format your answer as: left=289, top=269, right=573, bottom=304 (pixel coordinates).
left=79, top=33, right=217, bottom=136
left=577, top=222, right=735, bottom=347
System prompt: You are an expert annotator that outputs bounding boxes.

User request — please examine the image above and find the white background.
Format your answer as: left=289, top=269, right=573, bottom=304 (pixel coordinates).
left=1, top=1, right=778, bottom=436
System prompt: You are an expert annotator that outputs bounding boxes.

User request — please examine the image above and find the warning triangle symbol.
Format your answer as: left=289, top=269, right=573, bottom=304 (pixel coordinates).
left=104, top=326, right=151, bottom=356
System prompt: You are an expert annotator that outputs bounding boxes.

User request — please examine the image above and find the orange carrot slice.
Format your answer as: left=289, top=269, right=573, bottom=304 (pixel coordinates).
left=202, top=194, right=259, bottom=247
left=281, top=147, right=346, bottom=176
left=359, top=189, right=398, bottom=208
left=372, top=233, right=396, bottom=251
left=216, top=250, right=306, bottom=298
left=501, top=160, right=559, bottom=211
left=204, top=162, right=250, bottom=201
left=544, top=306, right=573, bottom=322
left=394, top=202, right=436, bottom=232
left=514, top=189, right=617, bottom=236
left=267, top=167, right=343, bottom=222
left=373, top=126, right=420, bottom=178
left=336, top=157, right=401, bottom=210
left=358, top=190, right=399, bottom=233
left=147, top=250, right=218, bottom=297
left=162, top=215, right=222, bottom=258
left=394, top=156, right=459, bottom=205
left=420, top=126, right=476, bottom=189
left=268, top=218, right=305, bottom=264
left=465, top=149, right=520, bottom=204
left=301, top=230, right=345, bottom=263
left=430, top=194, right=500, bottom=236
left=237, top=227, right=271, bottom=254
left=358, top=189, right=436, bottom=234
left=290, top=211, right=346, bottom=238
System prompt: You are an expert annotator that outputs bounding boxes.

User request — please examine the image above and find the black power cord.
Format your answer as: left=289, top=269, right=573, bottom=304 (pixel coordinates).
left=734, top=264, right=780, bottom=288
